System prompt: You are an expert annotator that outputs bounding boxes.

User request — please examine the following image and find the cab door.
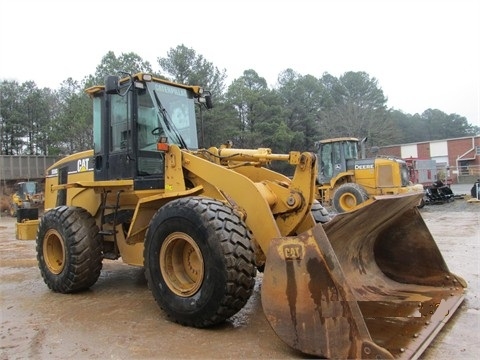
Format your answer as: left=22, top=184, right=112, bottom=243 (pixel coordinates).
left=108, top=92, right=135, bottom=179
left=93, top=89, right=135, bottom=181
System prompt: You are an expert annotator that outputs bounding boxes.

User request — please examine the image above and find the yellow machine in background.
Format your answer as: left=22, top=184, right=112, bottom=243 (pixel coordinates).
left=316, top=137, right=423, bottom=212
left=35, top=73, right=465, bottom=359
left=10, top=181, right=44, bottom=217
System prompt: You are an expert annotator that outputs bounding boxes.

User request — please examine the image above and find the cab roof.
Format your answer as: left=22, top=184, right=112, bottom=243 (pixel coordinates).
left=317, top=137, right=359, bottom=144
left=85, top=72, right=203, bottom=96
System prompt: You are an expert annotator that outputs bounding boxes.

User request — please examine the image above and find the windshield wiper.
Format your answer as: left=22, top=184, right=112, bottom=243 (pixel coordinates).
left=152, top=91, right=188, bottom=149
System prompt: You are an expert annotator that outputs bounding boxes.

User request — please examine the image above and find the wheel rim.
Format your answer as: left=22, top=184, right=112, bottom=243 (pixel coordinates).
left=339, top=193, right=357, bottom=211
left=43, top=229, right=66, bottom=274
left=160, top=232, right=204, bottom=297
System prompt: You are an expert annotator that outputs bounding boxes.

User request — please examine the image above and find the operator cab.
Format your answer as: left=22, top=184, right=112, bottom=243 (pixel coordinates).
left=316, top=137, right=359, bottom=184
left=15, top=181, right=40, bottom=201
left=88, top=73, right=212, bottom=190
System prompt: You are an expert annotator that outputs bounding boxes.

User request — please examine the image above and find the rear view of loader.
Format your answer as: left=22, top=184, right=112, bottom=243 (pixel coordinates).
left=34, top=73, right=465, bottom=359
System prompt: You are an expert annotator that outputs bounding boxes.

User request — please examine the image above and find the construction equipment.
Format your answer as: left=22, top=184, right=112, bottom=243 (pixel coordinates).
left=468, top=178, right=480, bottom=203
left=35, top=73, right=465, bottom=359
left=315, top=137, right=423, bottom=212
left=10, top=181, right=44, bottom=217
left=423, top=179, right=455, bottom=205
left=404, top=158, right=438, bottom=185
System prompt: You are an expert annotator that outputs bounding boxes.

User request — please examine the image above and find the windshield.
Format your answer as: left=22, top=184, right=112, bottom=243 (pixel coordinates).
left=145, top=81, right=198, bottom=149
left=399, top=162, right=410, bottom=186
left=343, top=141, right=358, bottom=160
left=24, top=182, right=37, bottom=194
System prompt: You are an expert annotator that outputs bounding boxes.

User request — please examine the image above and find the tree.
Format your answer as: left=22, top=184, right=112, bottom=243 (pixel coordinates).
left=85, top=51, right=153, bottom=87
left=20, top=81, right=51, bottom=155
left=225, top=70, right=284, bottom=150
left=49, top=78, right=92, bottom=155
left=157, top=44, right=227, bottom=96
left=197, top=101, right=240, bottom=148
left=319, top=71, right=398, bottom=146
left=0, top=80, right=53, bottom=155
left=392, top=108, right=480, bottom=143
left=421, top=109, right=477, bottom=140
left=157, top=45, right=230, bottom=149
left=0, top=80, right=23, bottom=154
left=3, top=45, right=479, bottom=158
left=276, top=69, right=325, bottom=150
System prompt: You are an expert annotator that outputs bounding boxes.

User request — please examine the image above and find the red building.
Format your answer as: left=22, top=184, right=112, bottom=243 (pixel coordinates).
left=377, top=135, right=480, bottom=184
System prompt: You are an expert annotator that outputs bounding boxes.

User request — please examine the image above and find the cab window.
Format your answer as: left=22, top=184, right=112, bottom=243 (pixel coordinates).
left=110, top=94, right=129, bottom=152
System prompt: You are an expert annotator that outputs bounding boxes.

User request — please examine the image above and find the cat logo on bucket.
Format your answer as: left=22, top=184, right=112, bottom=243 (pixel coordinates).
left=283, top=244, right=303, bottom=261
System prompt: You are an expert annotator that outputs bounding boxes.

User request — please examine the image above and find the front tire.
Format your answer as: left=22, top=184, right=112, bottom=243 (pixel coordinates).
left=332, top=183, right=368, bottom=213
left=144, top=196, right=256, bottom=328
left=9, top=203, right=18, bottom=217
left=36, top=206, right=103, bottom=293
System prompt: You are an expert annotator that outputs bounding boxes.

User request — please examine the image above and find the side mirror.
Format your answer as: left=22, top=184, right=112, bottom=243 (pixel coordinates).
left=205, top=94, right=213, bottom=109
left=105, top=75, right=120, bottom=94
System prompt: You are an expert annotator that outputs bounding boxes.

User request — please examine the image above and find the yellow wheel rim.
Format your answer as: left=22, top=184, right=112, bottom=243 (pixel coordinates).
left=160, top=232, right=204, bottom=297
left=339, top=193, right=358, bottom=211
left=43, top=229, right=66, bottom=274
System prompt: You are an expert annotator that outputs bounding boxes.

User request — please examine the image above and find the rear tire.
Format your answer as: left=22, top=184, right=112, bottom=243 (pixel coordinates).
left=144, top=196, right=256, bottom=328
left=332, top=183, right=368, bottom=213
left=36, top=206, right=103, bottom=293
left=311, top=200, right=332, bottom=223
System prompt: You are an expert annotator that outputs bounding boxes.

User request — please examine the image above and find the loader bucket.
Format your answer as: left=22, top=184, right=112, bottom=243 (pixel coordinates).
left=262, top=192, right=466, bottom=359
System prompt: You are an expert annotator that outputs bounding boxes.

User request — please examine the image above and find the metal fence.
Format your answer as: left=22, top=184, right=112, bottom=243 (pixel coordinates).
left=437, top=164, right=480, bottom=184
left=0, top=155, right=60, bottom=181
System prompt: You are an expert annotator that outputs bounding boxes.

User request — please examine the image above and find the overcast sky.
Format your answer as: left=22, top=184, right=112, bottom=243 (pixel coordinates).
left=1, top=0, right=479, bottom=127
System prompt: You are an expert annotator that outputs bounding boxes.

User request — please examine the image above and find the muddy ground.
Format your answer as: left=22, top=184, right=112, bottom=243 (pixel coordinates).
left=1, top=198, right=479, bottom=360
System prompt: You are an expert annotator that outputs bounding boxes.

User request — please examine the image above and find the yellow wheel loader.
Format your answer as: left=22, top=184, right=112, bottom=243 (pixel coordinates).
left=316, top=137, right=424, bottom=212
left=36, top=73, right=465, bottom=359
left=10, top=181, right=44, bottom=217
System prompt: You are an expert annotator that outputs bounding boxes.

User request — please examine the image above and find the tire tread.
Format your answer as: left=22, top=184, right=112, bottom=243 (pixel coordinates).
left=37, top=206, right=102, bottom=293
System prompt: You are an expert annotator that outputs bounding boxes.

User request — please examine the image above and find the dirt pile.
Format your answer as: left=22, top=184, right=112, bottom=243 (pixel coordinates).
left=0, top=194, right=10, bottom=213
